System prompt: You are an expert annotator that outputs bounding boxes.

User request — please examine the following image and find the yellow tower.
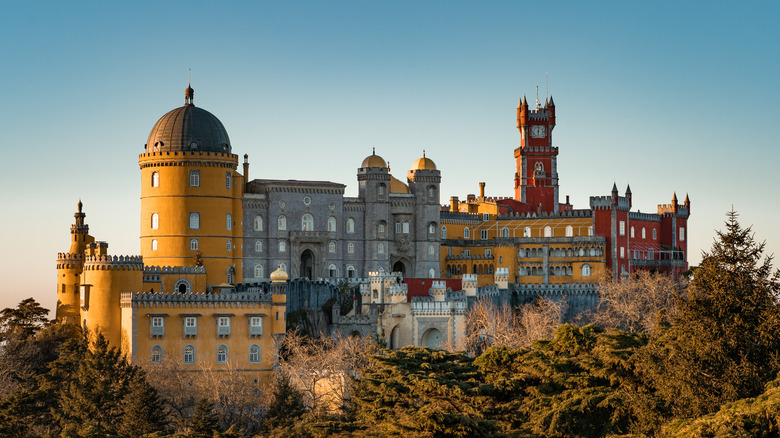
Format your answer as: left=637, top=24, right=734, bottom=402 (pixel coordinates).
left=56, top=201, right=94, bottom=324
left=139, top=85, right=243, bottom=287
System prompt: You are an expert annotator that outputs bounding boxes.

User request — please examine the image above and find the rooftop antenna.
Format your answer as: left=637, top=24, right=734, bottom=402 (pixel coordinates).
left=535, top=86, right=540, bottom=108
left=546, top=72, right=549, bottom=103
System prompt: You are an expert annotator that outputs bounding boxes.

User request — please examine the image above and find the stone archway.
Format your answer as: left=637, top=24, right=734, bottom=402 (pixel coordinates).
left=421, top=328, right=444, bottom=349
left=300, top=249, right=315, bottom=280
left=389, top=324, right=401, bottom=349
left=392, top=261, right=406, bottom=275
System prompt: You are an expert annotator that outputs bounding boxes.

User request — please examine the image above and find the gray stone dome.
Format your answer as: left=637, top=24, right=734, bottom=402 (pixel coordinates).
left=146, top=91, right=231, bottom=154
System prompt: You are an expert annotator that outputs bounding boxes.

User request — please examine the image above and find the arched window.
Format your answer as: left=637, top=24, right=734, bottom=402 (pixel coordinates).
left=183, top=345, right=195, bottom=364
left=544, top=226, right=552, bottom=237
left=254, top=215, right=263, bottom=231
left=403, top=221, right=409, bottom=234
left=328, top=216, right=337, bottom=232
left=395, top=221, right=401, bottom=234
left=175, top=279, right=191, bottom=293
left=255, top=240, right=262, bottom=252
left=254, top=264, right=263, bottom=278
left=653, top=228, right=657, bottom=240
left=226, top=239, right=232, bottom=251
left=441, top=226, right=447, bottom=239
left=226, top=213, right=232, bottom=230
left=428, top=186, right=436, bottom=199
left=464, top=227, right=470, bottom=239
left=217, top=344, right=228, bottom=364
left=378, top=243, right=384, bottom=254
left=524, top=227, right=531, bottom=237
left=301, top=214, right=314, bottom=231
left=588, top=226, right=594, bottom=236
left=581, top=264, right=591, bottom=277
left=428, top=244, right=435, bottom=255
left=328, top=264, right=338, bottom=278
left=189, top=212, right=199, bottom=230
left=279, top=241, right=286, bottom=252
left=189, top=170, right=200, bottom=187
left=329, top=242, right=336, bottom=253
left=190, top=238, right=198, bottom=251
left=377, top=222, right=386, bottom=234
left=565, top=225, right=573, bottom=237
left=429, top=268, right=435, bottom=278
left=346, top=218, right=355, bottom=233
left=347, top=242, right=355, bottom=254
left=630, top=226, right=635, bottom=238
left=249, top=344, right=261, bottom=364
left=642, top=227, right=646, bottom=239
left=377, top=183, right=385, bottom=196
left=151, top=213, right=159, bottom=230
left=278, top=215, right=287, bottom=231
left=429, top=223, right=436, bottom=235
left=151, top=239, right=158, bottom=251
left=151, top=345, right=162, bottom=363
left=151, top=171, right=159, bottom=187
left=225, top=171, right=232, bottom=189
left=501, top=227, right=510, bottom=238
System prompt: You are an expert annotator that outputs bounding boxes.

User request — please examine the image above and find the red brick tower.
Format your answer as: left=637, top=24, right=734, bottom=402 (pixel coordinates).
left=514, top=94, right=559, bottom=213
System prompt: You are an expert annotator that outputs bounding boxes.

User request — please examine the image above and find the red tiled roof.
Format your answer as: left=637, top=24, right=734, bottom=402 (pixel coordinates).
left=403, top=278, right=462, bottom=301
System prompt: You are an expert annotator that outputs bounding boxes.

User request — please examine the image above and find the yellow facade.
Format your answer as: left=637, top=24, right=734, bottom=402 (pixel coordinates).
left=139, top=151, right=244, bottom=286
left=442, top=214, right=606, bottom=286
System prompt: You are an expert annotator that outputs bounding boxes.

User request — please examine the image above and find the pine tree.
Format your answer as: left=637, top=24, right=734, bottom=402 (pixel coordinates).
left=264, top=371, right=306, bottom=432
left=190, top=397, right=220, bottom=436
left=119, top=370, right=168, bottom=437
left=638, top=210, right=780, bottom=419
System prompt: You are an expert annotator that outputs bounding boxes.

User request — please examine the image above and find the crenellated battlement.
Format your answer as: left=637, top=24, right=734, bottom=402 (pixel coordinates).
left=83, top=255, right=144, bottom=271
left=57, top=252, right=85, bottom=269
left=121, top=289, right=273, bottom=308
left=143, top=265, right=206, bottom=274
left=411, top=299, right=467, bottom=316
left=589, top=195, right=630, bottom=210
left=515, top=282, right=598, bottom=296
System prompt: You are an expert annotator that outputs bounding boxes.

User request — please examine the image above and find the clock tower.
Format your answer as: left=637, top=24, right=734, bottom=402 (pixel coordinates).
left=514, top=94, right=559, bottom=213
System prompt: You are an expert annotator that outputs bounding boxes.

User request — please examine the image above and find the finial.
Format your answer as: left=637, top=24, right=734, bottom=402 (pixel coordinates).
left=611, top=182, right=618, bottom=193
left=78, top=199, right=83, bottom=213
left=536, top=85, right=540, bottom=108
left=423, top=149, right=426, bottom=158
left=185, top=70, right=194, bottom=105
left=372, top=147, right=375, bottom=155
left=672, top=192, right=678, bottom=203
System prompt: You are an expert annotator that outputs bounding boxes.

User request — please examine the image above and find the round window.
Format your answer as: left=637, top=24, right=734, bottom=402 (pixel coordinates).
left=190, top=141, right=198, bottom=149
left=278, top=200, right=286, bottom=209
left=303, top=196, right=312, bottom=206
left=329, top=202, right=336, bottom=210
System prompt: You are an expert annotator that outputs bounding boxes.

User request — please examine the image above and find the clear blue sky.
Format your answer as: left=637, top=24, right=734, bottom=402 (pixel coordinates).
left=1, top=1, right=778, bottom=313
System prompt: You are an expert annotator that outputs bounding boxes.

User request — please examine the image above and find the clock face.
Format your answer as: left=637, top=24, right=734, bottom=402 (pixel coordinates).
left=531, top=125, right=547, bottom=138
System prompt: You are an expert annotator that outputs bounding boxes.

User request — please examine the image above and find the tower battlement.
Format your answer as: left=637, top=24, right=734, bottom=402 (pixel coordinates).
left=83, top=255, right=144, bottom=271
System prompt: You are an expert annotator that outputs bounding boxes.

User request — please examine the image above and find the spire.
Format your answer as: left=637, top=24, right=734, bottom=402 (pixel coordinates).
left=548, top=95, right=555, bottom=106
left=78, top=199, right=83, bottom=213
left=423, top=149, right=426, bottom=159
left=522, top=95, right=528, bottom=107
left=684, top=193, right=690, bottom=205
left=625, top=184, right=632, bottom=195
left=612, top=182, right=618, bottom=194
left=672, top=192, right=678, bottom=203
left=372, top=147, right=375, bottom=155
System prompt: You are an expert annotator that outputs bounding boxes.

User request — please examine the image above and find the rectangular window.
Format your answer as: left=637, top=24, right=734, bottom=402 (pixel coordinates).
left=226, top=239, right=232, bottom=251
left=482, top=213, right=489, bottom=221
left=250, top=317, right=262, bottom=336
left=403, top=222, right=409, bottom=234
left=396, top=222, right=402, bottom=233
left=184, top=317, right=197, bottom=336
left=226, top=213, right=232, bottom=231
left=619, top=221, right=625, bottom=236
left=481, top=230, right=488, bottom=240
left=151, top=317, right=164, bottom=336
left=217, top=317, right=230, bottom=336
left=679, top=227, right=685, bottom=241
left=189, top=169, right=200, bottom=187
left=225, top=171, right=231, bottom=189
left=485, top=248, right=492, bottom=257
left=620, top=247, right=625, bottom=258
left=463, top=249, right=470, bottom=257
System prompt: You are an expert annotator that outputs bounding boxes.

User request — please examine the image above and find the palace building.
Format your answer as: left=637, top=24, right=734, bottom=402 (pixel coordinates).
left=55, top=85, right=690, bottom=357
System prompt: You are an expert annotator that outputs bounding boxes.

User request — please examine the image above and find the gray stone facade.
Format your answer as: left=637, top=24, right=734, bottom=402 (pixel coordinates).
left=242, top=155, right=441, bottom=282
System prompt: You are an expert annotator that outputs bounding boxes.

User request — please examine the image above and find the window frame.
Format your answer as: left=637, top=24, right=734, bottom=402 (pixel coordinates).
left=189, top=212, right=200, bottom=230
left=189, top=169, right=200, bottom=187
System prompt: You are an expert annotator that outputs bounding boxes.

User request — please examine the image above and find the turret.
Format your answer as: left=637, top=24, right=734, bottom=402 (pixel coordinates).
left=672, top=192, right=678, bottom=213
left=611, top=183, right=619, bottom=206
left=626, top=184, right=632, bottom=208
left=547, top=95, right=556, bottom=127
left=243, top=154, right=249, bottom=192
left=57, top=201, right=95, bottom=324
left=517, top=96, right=529, bottom=130
left=269, top=267, right=288, bottom=336
left=684, top=193, right=690, bottom=212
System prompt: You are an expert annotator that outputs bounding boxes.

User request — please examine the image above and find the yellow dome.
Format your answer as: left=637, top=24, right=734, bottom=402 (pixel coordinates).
left=390, top=175, right=410, bottom=194
left=270, top=267, right=288, bottom=283
left=412, top=152, right=436, bottom=171
left=361, top=149, right=387, bottom=169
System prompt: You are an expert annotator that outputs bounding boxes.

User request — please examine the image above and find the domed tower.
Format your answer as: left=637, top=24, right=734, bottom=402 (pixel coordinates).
left=357, top=149, right=391, bottom=273
left=56, top=200, right=95, bottom=324
left=408, top=151, right=442, bottom=278
left=139, top=85, right=244, bottom=286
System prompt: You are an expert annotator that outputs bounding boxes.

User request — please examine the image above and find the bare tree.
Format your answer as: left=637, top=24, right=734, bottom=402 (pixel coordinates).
left=456, top=297, right=565, bottom=354
left=584, top=270, right=683, bottom=333
left=278, top=330, right=374, bottom=415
